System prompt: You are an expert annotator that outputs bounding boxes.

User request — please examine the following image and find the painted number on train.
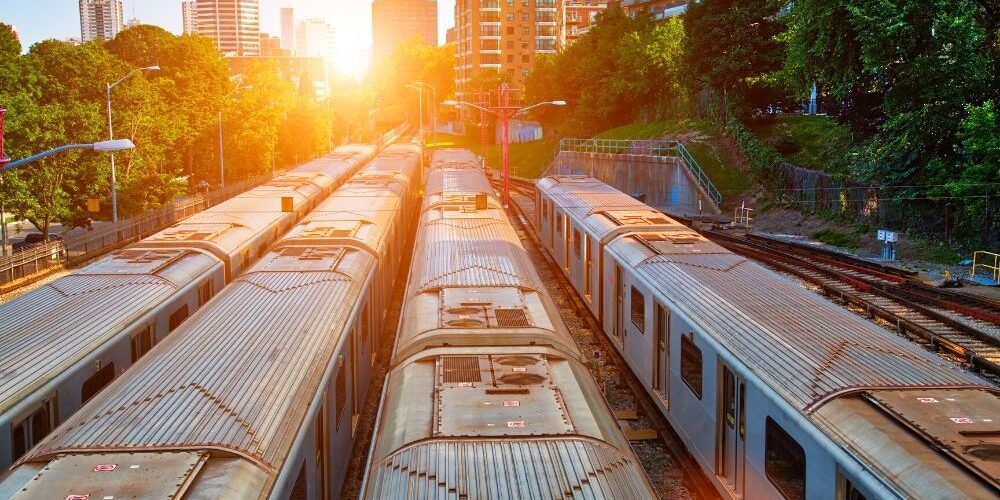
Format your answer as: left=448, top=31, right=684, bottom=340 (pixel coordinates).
left=93, top=464, right=117, bottom=472
left=950, top=417, right=974, bottom=424
left=66, top=496, right=89, bottom=500
left=512, top=367, right=527, bottom=372
left=917, top=397, right=939, bottom=403
left=507, top=420, right=526, bottom=428
left=503, top=400, right=520, bottom=407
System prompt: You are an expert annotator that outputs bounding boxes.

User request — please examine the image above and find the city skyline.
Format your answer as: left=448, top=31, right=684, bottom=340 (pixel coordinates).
left=1, top=0, right=456, bottom=76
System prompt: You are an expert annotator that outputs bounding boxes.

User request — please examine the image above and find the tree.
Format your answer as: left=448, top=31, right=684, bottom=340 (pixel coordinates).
left=685, top=0, right=786, bottom=114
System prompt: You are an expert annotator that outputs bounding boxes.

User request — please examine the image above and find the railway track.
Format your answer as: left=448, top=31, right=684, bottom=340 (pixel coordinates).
left=502, top=178, right=718, bottom=500
left=702, top=230, right=1000, bottom=381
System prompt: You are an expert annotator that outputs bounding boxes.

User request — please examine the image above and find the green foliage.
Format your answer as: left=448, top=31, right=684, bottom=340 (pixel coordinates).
left=810, top=228, right=861, bottom=249
left=367, top=37, right=454, bottom=128
left=526, top=7, right=688, bottom=135
left=745, top=114, right=855, bottom=176
left=684, top=0, right=786, bottom=113
left=0, top=24, right=363, bottom=237
left=726, top=119, right=783, bottom=187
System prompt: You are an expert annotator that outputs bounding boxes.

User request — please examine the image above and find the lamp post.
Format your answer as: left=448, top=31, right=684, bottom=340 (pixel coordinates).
left=106, top=65, right=159, bottom=223
left=412, top=82, right=438, bottom=145
left=444, top=85, right=565, bottom=208
left=1, top=139, right=136, bottom=254
left=218, top=84, right=252, bottom=189
left=406, top=83, right=425, bottom=144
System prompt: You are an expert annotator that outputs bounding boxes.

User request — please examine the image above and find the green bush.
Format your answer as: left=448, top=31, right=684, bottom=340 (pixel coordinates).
left=726, top=119, right=784, bottom=189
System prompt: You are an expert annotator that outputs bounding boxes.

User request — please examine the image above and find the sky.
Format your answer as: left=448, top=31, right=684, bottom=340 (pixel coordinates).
left=0, top=0, right=456, bottom=77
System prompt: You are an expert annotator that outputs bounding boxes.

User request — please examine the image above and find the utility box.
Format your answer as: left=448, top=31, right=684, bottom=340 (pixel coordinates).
left=87, top=198, right=100, bottom=213
left=281, top=197, right=294, bottom=213
left=475, top=193, right=488, bottom=211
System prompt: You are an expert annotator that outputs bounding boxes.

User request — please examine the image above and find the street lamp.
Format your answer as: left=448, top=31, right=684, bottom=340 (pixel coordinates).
left=106, top=65, right=159, bottom=224
left=0, top=139, right=135, bottom=256
left=405, top=83, right=425, bottom=144
left=444, top=85, right=566, bottom=208
left=218, top=84, right=253, bottom=189
left=411, top=81, right=438, bottom=145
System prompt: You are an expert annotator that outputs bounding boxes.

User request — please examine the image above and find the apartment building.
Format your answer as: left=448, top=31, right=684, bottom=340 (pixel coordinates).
left=618, top=0, right=687, bottom=21
left=181, top=1, right=197, bottom=35
left=372, top=0, right=438, bottom=62
left=453, top=0, right=562, bottom=100
left=563, top=1, right=606, bottom=45
left=195, top=0, right=261, bottom=57
left=79, top=0, right=124, bottom=42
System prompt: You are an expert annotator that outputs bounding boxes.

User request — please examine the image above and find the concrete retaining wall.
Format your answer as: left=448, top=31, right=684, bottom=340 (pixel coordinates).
left=549, top=151, right=722, bottom=217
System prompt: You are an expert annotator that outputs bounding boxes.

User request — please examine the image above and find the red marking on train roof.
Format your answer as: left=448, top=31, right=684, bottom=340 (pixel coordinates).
left=950, top=417, right=974, bottom=424
left=503, top=400, right=520, bottom=407
left=507, top=420, right=526, bottom=428
left=92, top=464, right=117, bottom=472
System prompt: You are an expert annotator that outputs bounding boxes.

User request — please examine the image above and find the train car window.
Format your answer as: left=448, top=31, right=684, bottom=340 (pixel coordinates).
left=573, top=229, right=582, bottom=258
left=630, top=287, right=645, bottom=333
left=765, top=417, right=807, bottom=500
left=130, top=324, right=155, bottom=363
left=680, top=335, right=702, bottom=398
left=197, top=280, right=213, bottom=307
left=842, top=477, right=868, bottom=500
left=335, top=356, right=346, bottom=430
left=168, top=305, right=189, bottom=332
left=11, top=399, right=55, bottom=462
left=723, top=368, right=736, bottom=428
left=81, top=363, right=116, bottom=404
left=738, top=382, right=746, bottom=440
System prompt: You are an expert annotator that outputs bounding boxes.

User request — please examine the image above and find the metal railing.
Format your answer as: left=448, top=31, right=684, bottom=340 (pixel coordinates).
left=971, top=251, right=1000, bottom=285
left=558, top=138, right=723, bottom=205
left=0, top=176, right=267, bottom=287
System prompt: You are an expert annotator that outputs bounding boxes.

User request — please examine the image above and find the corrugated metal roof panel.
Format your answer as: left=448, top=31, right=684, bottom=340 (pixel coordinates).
left=613, top=238, right=990, bottom=412
left=364, top=438, right=652, bottom=500
left=25, top=253, right=373, bottom=476
left=413, top=213, right=542, bottom=293
left=0, top=266, right=201, bottom=414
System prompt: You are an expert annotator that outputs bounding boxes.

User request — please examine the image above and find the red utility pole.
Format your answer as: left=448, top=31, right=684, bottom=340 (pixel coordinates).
left=499, top=85, right=512, bottom=208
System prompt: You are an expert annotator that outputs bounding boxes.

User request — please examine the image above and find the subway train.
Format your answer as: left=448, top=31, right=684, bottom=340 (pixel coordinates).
left=0, top=143, right=423, bottom=499
left=0, top=144, right=378, bottom=472
left=360, top=150, right=656, bottom=498
left=536, top=175, right=1000, bottom=499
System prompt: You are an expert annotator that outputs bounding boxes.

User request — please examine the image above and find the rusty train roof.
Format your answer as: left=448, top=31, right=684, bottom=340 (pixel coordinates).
left=540, top=176, right=992, bottom=413
left=16, top=146, right=412, bottom=493
left=0, top=146, right=374, bottom=420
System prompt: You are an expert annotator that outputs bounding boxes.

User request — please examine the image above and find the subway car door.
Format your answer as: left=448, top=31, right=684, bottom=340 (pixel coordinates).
left=718, top=363, right=746, bottom=497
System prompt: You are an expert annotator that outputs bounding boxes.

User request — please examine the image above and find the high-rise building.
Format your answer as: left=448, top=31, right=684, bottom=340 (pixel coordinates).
left=181, top=1, right=197, bottom=35
left=372, top=0, right=438, bottom=62
left=453, top=0, right=563, bottom=100
left=564, top=1, right=606, bottom=45
left=618, top=0, right=686, bottom=21
left=296, top=19, right=336, bottom=61
left=79, top=0, right=124, bottom=42
left=195, top=0, right=261, bottom=57
left=280, top=7, right=295, bottom=54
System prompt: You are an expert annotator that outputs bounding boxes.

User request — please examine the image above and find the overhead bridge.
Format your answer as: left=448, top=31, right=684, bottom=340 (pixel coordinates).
left=544, top=138, right=722, bottom=218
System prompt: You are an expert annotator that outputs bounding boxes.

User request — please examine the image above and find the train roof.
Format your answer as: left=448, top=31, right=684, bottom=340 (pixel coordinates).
left=429, top=148, right=479, bottom=169
left=0, top=250, right=218, bottom=416
left=20, top=246, right=377, bottom=490
left=423, top=167, right=504, bottom=211
left=540, top=176, right=991, bottom=413
left=394, top=205, right=580, bottom=360
left=539, top=175, right=678, bottom=242
left=366, top=348, right=653, bottom=498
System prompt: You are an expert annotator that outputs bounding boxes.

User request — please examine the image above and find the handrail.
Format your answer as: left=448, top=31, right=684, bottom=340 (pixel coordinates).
left=558, top=138, right=723, bottom=205
left=971, top=251, right=1000, bottom=284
